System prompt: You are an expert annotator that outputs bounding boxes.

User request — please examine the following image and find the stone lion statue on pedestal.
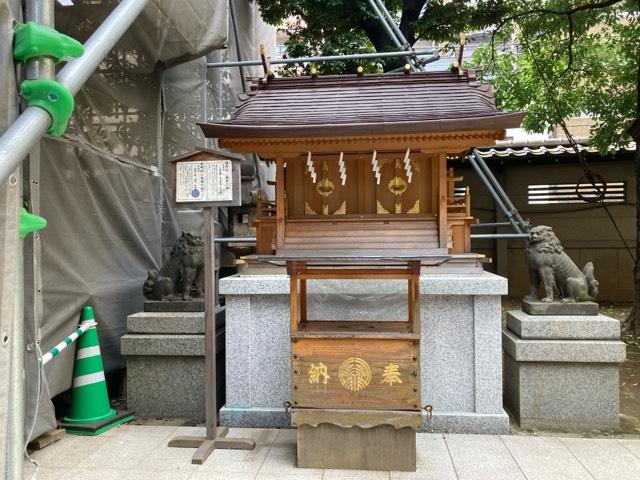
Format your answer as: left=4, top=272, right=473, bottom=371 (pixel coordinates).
left=525, top=225, right=599, bottom=303
left=143, top=232, right=204, bottom=301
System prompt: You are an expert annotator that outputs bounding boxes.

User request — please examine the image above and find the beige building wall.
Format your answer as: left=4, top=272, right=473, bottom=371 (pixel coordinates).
left=459, top=159, right=635, bottom=301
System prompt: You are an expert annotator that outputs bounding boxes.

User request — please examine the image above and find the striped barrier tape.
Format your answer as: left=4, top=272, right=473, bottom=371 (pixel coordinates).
left=40, top=320, right=97, bottom=366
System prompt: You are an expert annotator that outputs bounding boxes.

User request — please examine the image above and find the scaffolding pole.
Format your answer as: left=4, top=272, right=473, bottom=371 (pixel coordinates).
left=366, top=0, right=423, bottom=71
left=0, top=0, right=151, bottom=187
left=227, top=0, right=263, bottom=190
left=207, top=48, right=436, bottom=69
left=366, top=0, right=406, bottom=49
left=370, top=0, right=410, bottom=49
left=2, top=1, right=150, bottom=478
left=4, top=1, right=54, bottom=478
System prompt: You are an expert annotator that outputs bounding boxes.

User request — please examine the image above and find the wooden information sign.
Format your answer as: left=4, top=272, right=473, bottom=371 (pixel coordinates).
left=167, top=148, right=254, bottom=464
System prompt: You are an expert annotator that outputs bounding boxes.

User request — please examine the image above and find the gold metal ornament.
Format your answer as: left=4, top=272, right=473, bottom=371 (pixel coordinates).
left=305, top=201, right=318, bottom=215
left=333, top=201, right=346, bottom=215
left=316, top=177, right=335, bottom=197
left=388, top=176, right=408, bottom=196
left=339, top=357, right=372, bottom=392
left=377, top=200, right=389, bottom=214
left=407, top=199, right=420, bottom=214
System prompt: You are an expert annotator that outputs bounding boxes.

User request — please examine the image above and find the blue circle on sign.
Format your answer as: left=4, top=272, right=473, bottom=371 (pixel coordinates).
left=191, top=189, right=200, bottom=198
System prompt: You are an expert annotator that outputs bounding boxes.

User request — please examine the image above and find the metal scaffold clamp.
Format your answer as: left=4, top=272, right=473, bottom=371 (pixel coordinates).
left=12, top=22, right=84, bottom=137
left=18, top=207, right=47, bottom=239
left=13, top=22, right=84, bottom=63
left=19, top=79, right=74, bottom=137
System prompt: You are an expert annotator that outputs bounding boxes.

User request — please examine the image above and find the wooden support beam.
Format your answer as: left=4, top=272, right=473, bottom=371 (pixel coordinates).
left=275, top=158, right=285, bottom=249
left=438, top=152, right=448, bottom=249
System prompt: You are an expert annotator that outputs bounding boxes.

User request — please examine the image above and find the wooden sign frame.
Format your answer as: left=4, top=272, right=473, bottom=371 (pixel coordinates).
left=170, top=147, right=243, bottom=208
left=167, top=147, right=254, bottom=463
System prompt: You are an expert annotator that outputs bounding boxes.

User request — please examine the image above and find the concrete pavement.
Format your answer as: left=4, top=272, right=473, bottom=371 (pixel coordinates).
left=23, top=425, right=640, bottom=480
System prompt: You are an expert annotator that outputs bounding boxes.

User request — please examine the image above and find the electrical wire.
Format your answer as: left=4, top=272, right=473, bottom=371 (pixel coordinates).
left=513, top=16, right=636, bottom=263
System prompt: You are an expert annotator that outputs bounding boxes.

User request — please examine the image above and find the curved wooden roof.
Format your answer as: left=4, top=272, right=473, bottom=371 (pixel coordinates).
left=199, top=70, right=524, bottom=139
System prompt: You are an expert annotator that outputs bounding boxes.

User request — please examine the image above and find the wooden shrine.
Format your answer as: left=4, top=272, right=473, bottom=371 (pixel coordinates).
left=202, top=70, right=523, bottom=257
left=200, top=70, right=523, bottom=471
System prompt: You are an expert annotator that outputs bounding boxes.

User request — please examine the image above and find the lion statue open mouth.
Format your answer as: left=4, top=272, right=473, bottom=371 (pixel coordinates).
left=525, top=225, right=599, bottom=303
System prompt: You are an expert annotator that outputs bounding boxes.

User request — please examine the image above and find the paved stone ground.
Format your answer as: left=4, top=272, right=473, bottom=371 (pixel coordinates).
left=23, top=425, right=640, bottom=480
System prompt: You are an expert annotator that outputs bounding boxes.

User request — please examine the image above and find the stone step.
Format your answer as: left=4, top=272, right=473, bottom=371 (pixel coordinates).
left=126, top=307, right=225, bottom=334
left=121, top=329, right=224, bottom=357
left=506, top=309, right=620, bottom=340
left=502, top=329, right=626, bottom=363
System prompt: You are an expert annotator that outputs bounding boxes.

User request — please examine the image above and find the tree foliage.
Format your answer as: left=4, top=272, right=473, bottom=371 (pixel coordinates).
left=255, top=0, right=638, bottom=148
left=255, top=0, right=507, bottom=73
left=470, top=0, right=640, bottom=151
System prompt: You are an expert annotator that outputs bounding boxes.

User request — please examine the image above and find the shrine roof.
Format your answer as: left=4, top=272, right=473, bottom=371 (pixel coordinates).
left=199, top=70, right=525, bottom=139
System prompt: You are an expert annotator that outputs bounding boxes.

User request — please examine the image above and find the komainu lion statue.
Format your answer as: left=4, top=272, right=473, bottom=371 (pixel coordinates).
left=525, top=225, right=599, bottom=303
left=143, top=232, right=204, bottom=301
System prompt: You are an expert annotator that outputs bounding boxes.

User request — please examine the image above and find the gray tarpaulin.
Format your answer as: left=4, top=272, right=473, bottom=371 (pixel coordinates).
left=0, top=0, right=275, bottom=448
left=14, top=0, right=245, bottom=444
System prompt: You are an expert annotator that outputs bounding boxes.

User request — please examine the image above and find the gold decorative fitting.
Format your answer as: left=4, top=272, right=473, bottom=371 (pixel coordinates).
left=333, top=201, right=346, bottom=215
left=339, top=357, right=372, bottom=392
left=407, top=199, right=420, bottom=214
left=376, top=200, right=389, bottom=214
left=357, top=66, right=364, bottom=76
left=304, top=201, right=318, bottom=215
left=403, top=64, right=411, bottom=74
left=315, top=177, right=335, bottom=197
left=388, top=176, right=408, bottom=196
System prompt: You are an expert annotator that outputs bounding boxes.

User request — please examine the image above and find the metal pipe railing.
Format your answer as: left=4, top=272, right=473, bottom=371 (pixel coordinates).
left=206, top=48, right=436, bottom=69
left=470, top=222, right=513, bottom=228
left=0, top=0, right=151, bottom=186
left=471, top=233, right=530, bottom=239
left=214, top=237, right=256, bottom=243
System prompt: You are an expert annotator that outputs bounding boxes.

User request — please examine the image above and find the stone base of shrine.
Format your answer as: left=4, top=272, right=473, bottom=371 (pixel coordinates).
left=219, top=269, right=509, bottom=434
left=219, top=406, right=509, bottom=434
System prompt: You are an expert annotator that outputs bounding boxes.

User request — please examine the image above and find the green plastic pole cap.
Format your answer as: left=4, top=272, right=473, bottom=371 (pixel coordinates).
left=20, top=79, right=74, bottom=137
left=19, top=208, right=47, bottom=239
left=80, top=306, right=96, bottom=323
left=13, top=22, right=84, bottom=63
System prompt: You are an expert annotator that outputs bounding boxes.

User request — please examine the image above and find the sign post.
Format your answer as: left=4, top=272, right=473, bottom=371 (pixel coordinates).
left=167, top=148, right=255, bottom=464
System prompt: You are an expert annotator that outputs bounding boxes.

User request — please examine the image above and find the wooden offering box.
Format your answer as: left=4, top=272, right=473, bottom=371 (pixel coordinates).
left=286, top=259, right=429, bottom=471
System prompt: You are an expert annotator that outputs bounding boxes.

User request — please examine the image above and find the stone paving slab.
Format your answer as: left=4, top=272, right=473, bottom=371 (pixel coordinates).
left=23, top=425, right=640, bottom=480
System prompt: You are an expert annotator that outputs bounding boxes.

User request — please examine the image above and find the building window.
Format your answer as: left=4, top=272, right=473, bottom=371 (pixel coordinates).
left=275, top=43, right=287, bottom=59
left=527, top=182, right=625, bottom=205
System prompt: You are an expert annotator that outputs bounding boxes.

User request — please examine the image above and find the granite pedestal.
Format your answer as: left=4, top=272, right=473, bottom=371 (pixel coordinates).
left=503, top=306, right=626, bottom=431
left=121, top=308, right=225, bottom=420
left=219, top=271, right=509, bottom=433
